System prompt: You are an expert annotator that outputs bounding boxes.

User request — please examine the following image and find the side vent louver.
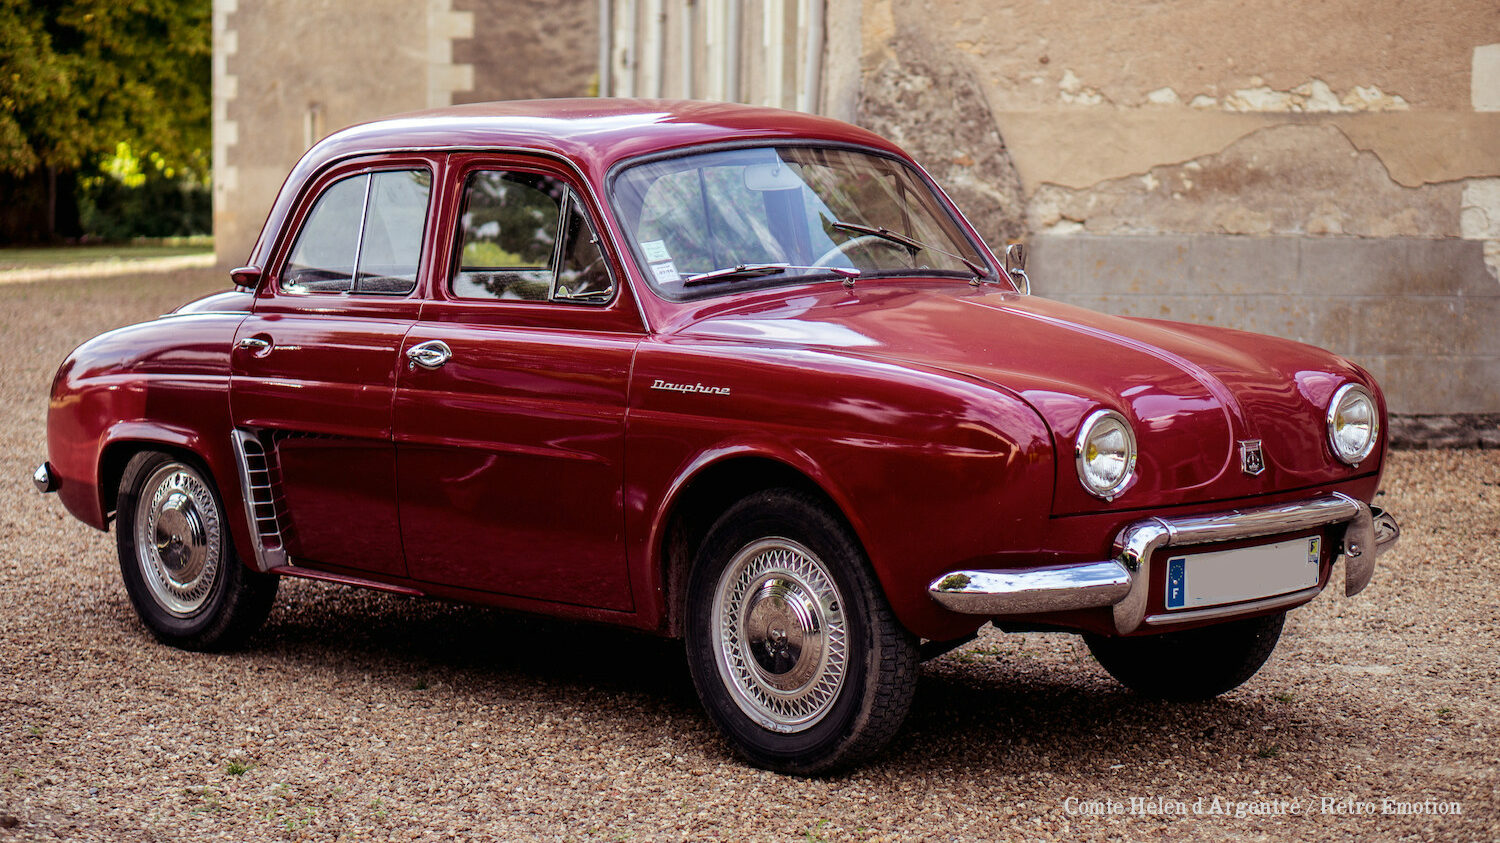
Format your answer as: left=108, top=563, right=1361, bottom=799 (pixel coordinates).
left=231, top=429, right=290, bottom=571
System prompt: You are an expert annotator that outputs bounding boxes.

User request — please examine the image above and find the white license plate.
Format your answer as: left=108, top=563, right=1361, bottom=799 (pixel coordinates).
left=1164, top=536, right=1321, bottom=611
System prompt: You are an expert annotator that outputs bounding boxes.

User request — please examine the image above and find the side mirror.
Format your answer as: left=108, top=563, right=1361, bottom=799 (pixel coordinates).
left=230, top=265, right=263, bottom=291
left=1003, top=244, right=1029, bottom=295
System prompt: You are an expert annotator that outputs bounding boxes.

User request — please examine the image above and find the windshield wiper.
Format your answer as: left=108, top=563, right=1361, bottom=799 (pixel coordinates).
left=829, top=221, right=991, bottom=280
left=683, top=263, right=860, bottom=287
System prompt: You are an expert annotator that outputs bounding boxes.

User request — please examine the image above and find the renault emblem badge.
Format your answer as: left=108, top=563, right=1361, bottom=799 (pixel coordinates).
left=1240, top=439, right=1265, bottom=476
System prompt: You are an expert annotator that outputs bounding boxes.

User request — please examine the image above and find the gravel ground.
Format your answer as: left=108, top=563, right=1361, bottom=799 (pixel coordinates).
left=2, top=270, right=1496, bottom=842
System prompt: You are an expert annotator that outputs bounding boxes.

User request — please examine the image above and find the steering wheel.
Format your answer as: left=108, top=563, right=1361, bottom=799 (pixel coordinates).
left=811, top=234, right=916, bottom=269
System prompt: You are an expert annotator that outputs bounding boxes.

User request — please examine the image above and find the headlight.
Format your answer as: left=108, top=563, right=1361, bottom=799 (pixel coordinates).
left=1327, top=383, right=1378, bottom=465
left=1075, top=409, right=1137, bottom=500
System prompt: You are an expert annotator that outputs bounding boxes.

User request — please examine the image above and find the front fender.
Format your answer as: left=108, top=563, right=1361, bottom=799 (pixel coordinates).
left=626, top=337, right=1056, bottom=641
left=45, top=313, right=256, bottom=566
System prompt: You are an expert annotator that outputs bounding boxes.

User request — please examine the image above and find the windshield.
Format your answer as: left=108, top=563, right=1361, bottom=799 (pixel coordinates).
left=611, top=146, right=991, bottom=300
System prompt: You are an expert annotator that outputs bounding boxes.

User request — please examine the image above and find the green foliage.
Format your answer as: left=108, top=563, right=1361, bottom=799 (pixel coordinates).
left=0, top=0, right=210, bottom=179
left=79, top=165, right=210, bottom=239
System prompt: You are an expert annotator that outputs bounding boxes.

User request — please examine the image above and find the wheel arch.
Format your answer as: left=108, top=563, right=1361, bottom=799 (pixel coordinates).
left=99, top=437, right=200, bottom=521
left=653, top=449, right=865, bottom=639
left=96, top=426, right=258, bottom=569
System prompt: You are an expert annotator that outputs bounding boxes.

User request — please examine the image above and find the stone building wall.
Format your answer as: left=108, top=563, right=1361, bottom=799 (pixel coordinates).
left=215, top=0, right=1499, bottom=415
left=849, top=0, right=1500, bottom=415
left=211, top=0, right=595, bottom=267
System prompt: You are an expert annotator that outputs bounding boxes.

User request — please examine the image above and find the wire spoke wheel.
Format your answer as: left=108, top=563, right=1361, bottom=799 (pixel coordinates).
left=116, top=450, right=278, bottom=651
left=685, top=489, right=919, bottom=774
left=133, top=462, right=222, bottom=617
left=712, top=538, right=848, bottom=732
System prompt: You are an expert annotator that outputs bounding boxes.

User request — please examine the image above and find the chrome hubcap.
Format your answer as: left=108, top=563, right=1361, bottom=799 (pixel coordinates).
left=134, top=463, right=221, bottom=617
left=712, top=538, right=847, bottom=733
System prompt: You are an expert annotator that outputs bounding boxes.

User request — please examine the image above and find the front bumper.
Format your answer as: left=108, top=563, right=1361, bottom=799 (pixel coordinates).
left=929, top=492, right=1400, bottom=634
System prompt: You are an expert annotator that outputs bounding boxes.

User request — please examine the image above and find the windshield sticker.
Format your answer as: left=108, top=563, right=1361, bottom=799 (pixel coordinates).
left=651, top=261, right=682, bottom=283
left=641, top=240, right=672, bottom=263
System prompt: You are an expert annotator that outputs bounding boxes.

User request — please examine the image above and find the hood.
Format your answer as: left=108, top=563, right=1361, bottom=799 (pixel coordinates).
left=674, top=282, right=1379, bottom=513
left=173, top=289, right=254, bottom=314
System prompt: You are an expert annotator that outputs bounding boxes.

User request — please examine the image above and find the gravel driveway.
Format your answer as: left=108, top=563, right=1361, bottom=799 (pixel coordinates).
left=2, top=271, right=1496, bottom=841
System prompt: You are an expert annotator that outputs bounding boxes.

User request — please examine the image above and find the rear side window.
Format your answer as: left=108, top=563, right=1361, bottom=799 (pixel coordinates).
left=451, top=170, right=613, bottom=304
left=282, top=169, right=432, bottom=295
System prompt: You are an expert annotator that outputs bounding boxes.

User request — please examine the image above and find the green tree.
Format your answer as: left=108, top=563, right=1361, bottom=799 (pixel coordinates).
left=0, top=0, right=209, bottom=238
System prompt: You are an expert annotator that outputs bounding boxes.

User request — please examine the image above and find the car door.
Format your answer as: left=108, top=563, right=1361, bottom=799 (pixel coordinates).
left=230, top=156, right=440, bottom=578
left=394, top=156, right=643, bottom=610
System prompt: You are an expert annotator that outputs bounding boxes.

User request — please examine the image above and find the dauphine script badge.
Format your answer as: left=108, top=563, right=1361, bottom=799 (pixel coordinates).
left=651, top=378, right=731, bottom=396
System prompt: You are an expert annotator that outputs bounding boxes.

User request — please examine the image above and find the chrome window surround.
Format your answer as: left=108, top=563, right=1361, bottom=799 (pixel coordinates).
left=279, top=167, right=433, bottom=298
left=1074, top=409, right=1138, bottom=501
left=1326, top=383, right=1379, bottom=466
left=930, top=492, right=1399, bottom=635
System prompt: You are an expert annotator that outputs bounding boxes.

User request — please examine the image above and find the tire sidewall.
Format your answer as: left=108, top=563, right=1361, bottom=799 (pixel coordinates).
left=1085, top=611, right=1286, bottom=701
left=116, top=451, right=240, bottom=645
left=685, top=491, right=882, bottom=772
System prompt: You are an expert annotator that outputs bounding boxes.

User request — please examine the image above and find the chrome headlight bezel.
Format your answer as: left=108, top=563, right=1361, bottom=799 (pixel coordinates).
left=1326, top=383, right=1379, bottom=466
left=1075, top=409, right=1138, bottom=501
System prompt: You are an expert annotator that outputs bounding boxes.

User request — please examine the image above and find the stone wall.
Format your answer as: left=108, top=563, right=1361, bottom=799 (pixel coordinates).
left=845, top=0, right=1500, bottom=416
left=217, top=1, right=1500, bottom=417
left=454, top=0, right=597, bottom=103
left=211, top=0, right=593, bottom=267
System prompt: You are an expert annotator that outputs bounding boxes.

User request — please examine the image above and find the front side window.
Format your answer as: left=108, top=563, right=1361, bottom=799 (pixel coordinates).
left=611, top=146, right=991, bottom=300
left=282, top=169, right=432, bottom=295
left=451, top=170, right=613, bottom=304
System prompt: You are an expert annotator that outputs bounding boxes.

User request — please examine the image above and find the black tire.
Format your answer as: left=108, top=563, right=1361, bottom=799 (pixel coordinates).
left=1084, top=611, right=1286, bottom=701
left=115, top=451, right=278, bottom=651
left=684, top=489, right=919, bottom=775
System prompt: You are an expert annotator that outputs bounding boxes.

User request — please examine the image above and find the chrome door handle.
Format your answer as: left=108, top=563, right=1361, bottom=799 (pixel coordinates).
left=237, top=336, right=271, bottom=352
left=406, top=340, right=452, bottom=370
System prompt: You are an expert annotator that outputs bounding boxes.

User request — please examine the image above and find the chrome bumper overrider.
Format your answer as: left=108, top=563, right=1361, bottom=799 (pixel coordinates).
left=32, top=462, right=58, bottom=494
left=929, top=493, right=1400, bottom=634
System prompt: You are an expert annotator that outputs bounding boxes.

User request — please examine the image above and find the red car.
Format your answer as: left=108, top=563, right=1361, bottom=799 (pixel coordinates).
left=36, top=100, right=1399, bottom=774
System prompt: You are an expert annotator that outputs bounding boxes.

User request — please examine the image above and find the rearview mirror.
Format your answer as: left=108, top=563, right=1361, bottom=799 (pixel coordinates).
left=1003, top=244, right=1029, bottom=295
left=743, top=163, right=802, bottom=192
left=230, top=265, right=263, bottom=291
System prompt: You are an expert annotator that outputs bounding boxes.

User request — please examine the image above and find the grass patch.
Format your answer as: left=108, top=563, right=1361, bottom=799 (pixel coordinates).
left=0, top=238, right=211, bottom=271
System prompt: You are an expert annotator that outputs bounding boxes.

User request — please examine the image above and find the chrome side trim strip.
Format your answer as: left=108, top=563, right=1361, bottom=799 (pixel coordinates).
left=929, top=561, right=1133, bottom=615
left=274, top=565, right=424, bottom=597
left=230, top=430, right=288, bottom=572
left=1142, top=585, right=1322, bottom=627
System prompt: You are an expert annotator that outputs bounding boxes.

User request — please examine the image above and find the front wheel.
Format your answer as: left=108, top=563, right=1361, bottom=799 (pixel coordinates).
left=1084, top=611, right=1286, bottom=701
left=116, top=451, right=278, bottom=651
left=685, top=489, right=918, bottom=775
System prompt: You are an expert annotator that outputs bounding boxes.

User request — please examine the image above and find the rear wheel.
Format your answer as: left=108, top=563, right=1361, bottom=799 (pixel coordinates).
left=685, top=489, right=918, bottom=775
left=1084, top=611, right=1285, bottom=701
left=116, top=451, right=278, bottom=651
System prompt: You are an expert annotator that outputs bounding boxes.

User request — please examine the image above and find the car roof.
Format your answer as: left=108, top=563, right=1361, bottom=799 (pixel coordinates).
left=245, top=98, right=916, bottom=281
left=300, top=98, right=904, bottom=177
